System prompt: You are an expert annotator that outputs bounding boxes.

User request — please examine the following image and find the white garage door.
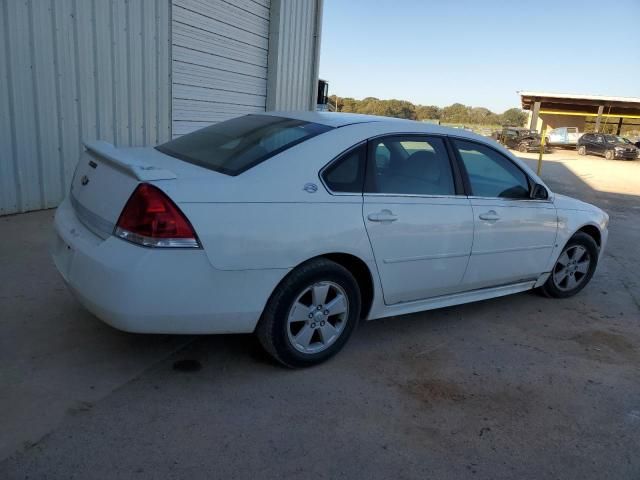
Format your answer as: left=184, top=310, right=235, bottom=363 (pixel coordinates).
left=171, top=0, right=271, bottom=137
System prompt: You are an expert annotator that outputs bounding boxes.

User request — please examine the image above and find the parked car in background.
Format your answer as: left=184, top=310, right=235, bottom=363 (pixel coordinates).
left=626, top=137, right=640, bottom=149
left=577, top=133, right=639, bottom=160
left=546, top=127, right=581, bottom=147
left=499, top=127, right=550, bottom=153
left=52, top=112, right=609, bottom=367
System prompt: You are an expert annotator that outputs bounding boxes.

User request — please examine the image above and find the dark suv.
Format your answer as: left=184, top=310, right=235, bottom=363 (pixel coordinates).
left=498, top=127, right=549, bottom=153
left=577, top=133, right=638, bottom=160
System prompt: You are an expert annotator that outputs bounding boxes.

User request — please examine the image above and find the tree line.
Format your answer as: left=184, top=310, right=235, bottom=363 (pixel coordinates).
left=328, top=95, right=528, bottom=127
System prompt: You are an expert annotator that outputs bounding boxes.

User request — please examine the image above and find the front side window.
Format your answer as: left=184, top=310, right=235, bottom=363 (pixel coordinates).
left=156, top=115, right=332, bottom=176
left=322, top=144, right=366, bottom=193
left=453, top=139, right=530, bottom=199
left=367, top=136, right=456, bottom=196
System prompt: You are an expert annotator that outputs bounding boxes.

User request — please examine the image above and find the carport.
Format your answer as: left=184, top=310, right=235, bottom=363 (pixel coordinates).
left=519, top=91, right=640, bottom=135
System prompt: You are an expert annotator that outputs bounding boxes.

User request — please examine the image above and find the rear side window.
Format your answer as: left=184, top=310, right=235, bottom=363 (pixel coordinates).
left=156, top=115, right=332, bottom=176
left=322, top=144, right=366, bottom=193
left=367, top=136, right=456, bottom=196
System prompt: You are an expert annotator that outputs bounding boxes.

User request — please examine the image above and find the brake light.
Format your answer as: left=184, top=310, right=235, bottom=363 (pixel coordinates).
left=114, top=183, right=200, bottom=248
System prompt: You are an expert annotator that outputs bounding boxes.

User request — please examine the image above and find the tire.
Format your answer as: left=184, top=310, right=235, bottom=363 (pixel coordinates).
left=605, top=149, right=614, bottom=160
left=538, top=232, right=599, bottom=298
left=518, top=143, right=528, bottom=153
left=256, top=258, right=361, bottom=368
left=577, top=145, right=586, bottom=156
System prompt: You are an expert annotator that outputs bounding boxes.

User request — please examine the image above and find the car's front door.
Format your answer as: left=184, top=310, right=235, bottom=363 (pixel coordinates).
left=363, top=135, right=473, bottom=304
left=451, top=138, right=558, bottom=290
left=592, top=135, right=606, bottom=156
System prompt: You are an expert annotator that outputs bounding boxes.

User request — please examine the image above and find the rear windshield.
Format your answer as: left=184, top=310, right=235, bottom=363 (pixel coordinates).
left=156, top=115, right=333, bottom=176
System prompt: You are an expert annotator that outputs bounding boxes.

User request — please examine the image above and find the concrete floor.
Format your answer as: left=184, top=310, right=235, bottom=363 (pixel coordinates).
left=1, top=151, right=639, bottom=479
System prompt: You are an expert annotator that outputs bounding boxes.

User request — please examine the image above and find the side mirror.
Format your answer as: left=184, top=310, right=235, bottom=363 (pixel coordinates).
left=531, top=183, right=549, bottom=200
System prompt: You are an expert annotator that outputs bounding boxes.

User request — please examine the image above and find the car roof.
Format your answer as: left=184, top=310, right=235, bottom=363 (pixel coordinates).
left=263, top=110, right=396, bottom=127
left=262, top=111, right=490, bottom=139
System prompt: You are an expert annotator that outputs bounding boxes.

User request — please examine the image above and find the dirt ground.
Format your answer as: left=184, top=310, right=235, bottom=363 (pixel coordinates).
left=1, top=150, right=639, bottom=479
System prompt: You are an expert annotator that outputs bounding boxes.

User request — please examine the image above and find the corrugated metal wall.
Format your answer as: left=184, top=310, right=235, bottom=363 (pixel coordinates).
left=171, top=0, right=271, bottom=136
left=0, top=0, right=171, bottom=215
left=266, top=0, right=322, bottom=111
left=1, top=0, right=322, bottom=215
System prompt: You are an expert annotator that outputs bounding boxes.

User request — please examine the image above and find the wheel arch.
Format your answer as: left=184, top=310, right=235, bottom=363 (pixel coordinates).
left=575, top=223, right=601, bottom=248
left=321, top=253, right=375, bottom=319
left=263, top=252, right=376, bottom=322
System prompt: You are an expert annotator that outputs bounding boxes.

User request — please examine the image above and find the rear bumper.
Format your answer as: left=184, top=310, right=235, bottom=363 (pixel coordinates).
left=52, top=197, right=287, bottom=334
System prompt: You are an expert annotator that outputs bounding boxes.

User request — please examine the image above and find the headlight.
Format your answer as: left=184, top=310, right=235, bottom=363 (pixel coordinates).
left=614, top=146, right=624, bottom=151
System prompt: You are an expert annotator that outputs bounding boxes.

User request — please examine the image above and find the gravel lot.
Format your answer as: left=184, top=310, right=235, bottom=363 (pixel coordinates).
left=1, top=150, right=639, bottom=480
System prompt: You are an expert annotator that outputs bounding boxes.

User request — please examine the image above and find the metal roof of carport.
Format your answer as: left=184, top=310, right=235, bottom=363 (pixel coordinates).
left=518, top=91, right=640, bottom=117
left=518, top=91, right=640, bottom=134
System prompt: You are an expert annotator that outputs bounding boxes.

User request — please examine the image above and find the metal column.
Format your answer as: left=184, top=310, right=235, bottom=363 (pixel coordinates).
left=529, top=101, right=541, bottom=131
left=594, top=105, right=604, bottom=132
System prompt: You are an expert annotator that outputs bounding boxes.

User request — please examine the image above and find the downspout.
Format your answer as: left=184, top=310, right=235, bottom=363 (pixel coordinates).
left=308, top=0, right=324, bottom=111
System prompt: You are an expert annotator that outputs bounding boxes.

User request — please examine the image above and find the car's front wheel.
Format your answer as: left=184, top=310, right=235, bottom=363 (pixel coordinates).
left=578, top=145, right=586, bottom=155
left=605, top=149, right=614, bottom=160
left=256, top=258, right=361, bottom=368
left=539, top=232, right=598, bottom=298
left=518, top=143, right=528, bottom=153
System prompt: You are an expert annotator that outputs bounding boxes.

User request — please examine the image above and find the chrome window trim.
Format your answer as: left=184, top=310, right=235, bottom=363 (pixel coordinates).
left=466, top=195, right=553, bottom=204
left=363, top=192, right=467, bottom=200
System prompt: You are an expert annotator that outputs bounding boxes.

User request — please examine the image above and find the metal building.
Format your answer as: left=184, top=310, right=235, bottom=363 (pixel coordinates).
left=0, top=0, right=323, bottom=215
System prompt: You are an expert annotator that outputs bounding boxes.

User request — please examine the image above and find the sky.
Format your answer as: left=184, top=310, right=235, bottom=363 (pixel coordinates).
left=319, top=0, right=640, bottom=112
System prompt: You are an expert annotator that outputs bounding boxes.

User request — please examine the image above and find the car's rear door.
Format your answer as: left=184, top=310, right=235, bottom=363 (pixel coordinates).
left=451, top=138, right=558, bottom=290
left=362, top=135, right=473, bottom=304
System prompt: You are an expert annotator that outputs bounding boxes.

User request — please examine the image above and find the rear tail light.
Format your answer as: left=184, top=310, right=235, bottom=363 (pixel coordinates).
left=114, top=183, right=200, bottom=248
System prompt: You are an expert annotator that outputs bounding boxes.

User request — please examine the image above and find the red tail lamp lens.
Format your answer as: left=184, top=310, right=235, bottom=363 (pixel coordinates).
left=115, top=183, right=200, bottom=247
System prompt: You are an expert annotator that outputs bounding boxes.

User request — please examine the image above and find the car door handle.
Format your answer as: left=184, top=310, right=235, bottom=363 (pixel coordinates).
left=368, top=210, right=398, bottom=223
left=478, top=210, right=500, bottom=222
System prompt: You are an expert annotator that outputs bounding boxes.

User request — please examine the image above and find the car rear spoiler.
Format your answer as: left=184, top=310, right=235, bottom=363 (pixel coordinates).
left=83, top=141, right=177, bottom=181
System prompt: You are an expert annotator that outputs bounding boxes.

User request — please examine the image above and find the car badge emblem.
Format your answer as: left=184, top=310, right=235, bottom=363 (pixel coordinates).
left=81, top=175, right=90, bottom=186
left=303, top=183, right=318, bottom=193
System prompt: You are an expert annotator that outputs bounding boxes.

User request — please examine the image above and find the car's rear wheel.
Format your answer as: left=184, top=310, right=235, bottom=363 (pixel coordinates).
left=578, top=145, right=586, bottom=156
left=256, top=258, right=361, bottom=368
left=605, top=149, right=614, bottom=160
left=539, top=232, right=598, bottom=298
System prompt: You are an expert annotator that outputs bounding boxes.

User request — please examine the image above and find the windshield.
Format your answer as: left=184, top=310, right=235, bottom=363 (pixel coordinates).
left=156, top=115, right=333, bottom=176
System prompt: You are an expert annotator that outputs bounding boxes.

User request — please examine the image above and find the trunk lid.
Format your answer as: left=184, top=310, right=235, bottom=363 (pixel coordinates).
left=70, top=141, right=180, bottom=238
left=70, top=141, right=237, bottom=239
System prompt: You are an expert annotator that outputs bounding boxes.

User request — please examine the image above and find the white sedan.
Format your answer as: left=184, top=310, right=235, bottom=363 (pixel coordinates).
left=52, top=112, right=609, bottom=367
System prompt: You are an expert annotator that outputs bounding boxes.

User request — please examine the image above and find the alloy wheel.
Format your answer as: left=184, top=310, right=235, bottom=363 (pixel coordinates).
left=552, top=245, right=591, bottom=292
left=287, top=281, right=349, bottom=354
